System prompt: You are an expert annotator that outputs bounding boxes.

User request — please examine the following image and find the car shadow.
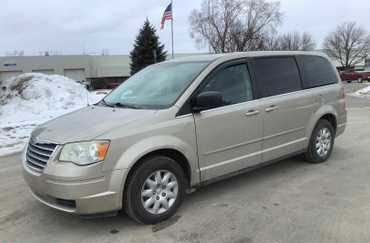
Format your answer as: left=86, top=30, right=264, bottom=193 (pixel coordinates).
left=183, top=155, right=310, bottom=204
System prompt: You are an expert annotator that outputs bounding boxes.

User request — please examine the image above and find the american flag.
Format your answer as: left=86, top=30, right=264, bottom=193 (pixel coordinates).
left=161, top=3, right=173, bottom=29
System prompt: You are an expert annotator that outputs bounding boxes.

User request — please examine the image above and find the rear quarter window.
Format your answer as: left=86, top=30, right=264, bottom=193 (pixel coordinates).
left=297, top=55, right=338, bottom=88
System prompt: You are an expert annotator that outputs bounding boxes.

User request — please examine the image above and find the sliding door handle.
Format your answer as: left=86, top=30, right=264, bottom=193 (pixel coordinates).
left=245, top=110, right=260, bottom=117
left=265, top=105, right=278, bottom=112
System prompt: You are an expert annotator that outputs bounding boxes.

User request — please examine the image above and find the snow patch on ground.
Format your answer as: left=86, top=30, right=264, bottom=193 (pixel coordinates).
left=0, top=73, right=110, bottom=156
left=353, top=85, right=370, bottom=96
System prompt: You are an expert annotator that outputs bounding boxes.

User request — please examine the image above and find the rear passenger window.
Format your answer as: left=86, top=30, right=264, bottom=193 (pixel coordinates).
left=297, top=55, right=338, bottom=88
left=254, top=57, right=302, bottom=97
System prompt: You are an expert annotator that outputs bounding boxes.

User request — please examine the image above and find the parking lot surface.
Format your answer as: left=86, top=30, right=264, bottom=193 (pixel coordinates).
left=1, top=85, right=370, bottom=243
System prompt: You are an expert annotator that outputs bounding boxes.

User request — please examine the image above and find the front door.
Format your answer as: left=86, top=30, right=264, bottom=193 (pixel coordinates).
left=194, top=62, right=263, bottom=181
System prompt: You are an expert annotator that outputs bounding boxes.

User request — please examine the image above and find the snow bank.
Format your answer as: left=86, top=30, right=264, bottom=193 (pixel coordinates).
left=354, top=85, right=370, bottom=96
left=0, top=73, right=110, bottom=156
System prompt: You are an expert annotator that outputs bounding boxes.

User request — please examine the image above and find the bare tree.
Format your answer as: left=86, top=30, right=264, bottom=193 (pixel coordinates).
left=189, top=0, right=282, bottom=53
left=300, top=32, right=316, bottom=51
left=324, top=22, right=370, bottom=69
left=259, top=31, right=316, bottom=51
left=257, top=31, right=279, bottom=50
left=275, top=32, right=316, bottom=51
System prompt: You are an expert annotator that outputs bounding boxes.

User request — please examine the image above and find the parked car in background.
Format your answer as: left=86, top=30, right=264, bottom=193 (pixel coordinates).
left=22, top=52, right=346, bottom=224
left=340, top=69, right=370, bottom=83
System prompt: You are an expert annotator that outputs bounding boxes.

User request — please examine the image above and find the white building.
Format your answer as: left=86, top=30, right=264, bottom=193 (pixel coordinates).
left=0, top=54, right=199, bottom=89
left=0, top=55, right=131, bottom=89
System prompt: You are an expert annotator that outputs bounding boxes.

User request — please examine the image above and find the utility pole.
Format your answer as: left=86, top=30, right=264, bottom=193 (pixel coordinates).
left=171, top=0, right=174, bottom=59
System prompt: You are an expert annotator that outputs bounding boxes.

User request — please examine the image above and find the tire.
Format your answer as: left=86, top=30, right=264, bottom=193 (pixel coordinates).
left=304, top=119, right=335, bottom=163
left=124, top=156, right=186, bottom=224
left=347, top=80, right=352, bottom=83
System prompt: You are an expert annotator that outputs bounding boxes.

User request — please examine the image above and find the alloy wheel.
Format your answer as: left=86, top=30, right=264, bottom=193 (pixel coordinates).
left=141, top=170, right=178, bottom=215
left=315, top=127, right=332, bottom=157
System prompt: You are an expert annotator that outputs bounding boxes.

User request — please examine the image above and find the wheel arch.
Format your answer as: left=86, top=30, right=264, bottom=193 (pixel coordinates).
left=320, top=113, right=337, bottom=134
left=124, top=148, right=193, bottom=190
left=307, top=106, right=338, bottom=141
left=114, top=136, right=200, bottom=198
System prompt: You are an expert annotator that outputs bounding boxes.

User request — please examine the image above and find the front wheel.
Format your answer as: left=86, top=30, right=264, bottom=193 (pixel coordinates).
left=304, top=119, right=335, bottom=163
left=124, top=156, right=186, bottom=224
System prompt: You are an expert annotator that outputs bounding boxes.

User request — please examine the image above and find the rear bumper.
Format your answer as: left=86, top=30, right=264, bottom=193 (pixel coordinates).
left=23, top=159, right=126, bottom=215
left=336, top=107, right=347, bottom=137
left=337, top=123, right=346, bottom=137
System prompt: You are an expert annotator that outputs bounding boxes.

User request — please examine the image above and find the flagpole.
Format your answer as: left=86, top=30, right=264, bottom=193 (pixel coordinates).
left=171, top=0, right=174, bottom=59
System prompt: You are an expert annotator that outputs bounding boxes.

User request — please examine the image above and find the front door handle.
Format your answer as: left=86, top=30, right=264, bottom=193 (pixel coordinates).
left=245, top=110, right=260, bottom=117
left=265, top=105, right=278, bottom=112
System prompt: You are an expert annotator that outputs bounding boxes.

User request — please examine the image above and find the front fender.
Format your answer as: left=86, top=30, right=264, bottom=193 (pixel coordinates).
left=113, top=135, right=200, bottom=186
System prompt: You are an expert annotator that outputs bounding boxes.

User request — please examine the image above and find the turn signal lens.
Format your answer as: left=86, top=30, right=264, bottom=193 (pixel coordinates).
left=97, top=142, right=109, bottom=161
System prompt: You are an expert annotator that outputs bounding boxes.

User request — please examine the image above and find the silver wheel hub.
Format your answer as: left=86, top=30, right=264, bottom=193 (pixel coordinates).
left=141, top=170, right=178, bottom=215
left=315, top=127, right=332, bottom=157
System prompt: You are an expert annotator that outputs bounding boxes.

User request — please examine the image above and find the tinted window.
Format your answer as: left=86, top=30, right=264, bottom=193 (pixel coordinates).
left=254, top=57, right=302, bottom=97
left=298, top=55, right=338, bottom=88
left=201, top=64, right=253, bottom=106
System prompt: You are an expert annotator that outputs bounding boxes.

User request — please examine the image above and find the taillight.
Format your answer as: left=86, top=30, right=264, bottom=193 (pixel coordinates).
left=340, top=86, right=345, bottom=99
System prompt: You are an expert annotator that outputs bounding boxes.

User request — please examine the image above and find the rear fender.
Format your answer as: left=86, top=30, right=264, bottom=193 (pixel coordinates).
left=305, top=105, right=337, bottom=145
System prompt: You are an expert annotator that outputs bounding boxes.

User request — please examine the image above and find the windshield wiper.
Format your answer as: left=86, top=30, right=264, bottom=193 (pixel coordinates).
left=98, top=99, right=115, bottom=107
left=97, top=100, right=142, bottom=109
left=112, top=102, right=142, bottom=109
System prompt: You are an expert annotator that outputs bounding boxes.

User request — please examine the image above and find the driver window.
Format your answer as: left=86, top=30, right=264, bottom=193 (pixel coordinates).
left=201, top=64, right=253, bottom=106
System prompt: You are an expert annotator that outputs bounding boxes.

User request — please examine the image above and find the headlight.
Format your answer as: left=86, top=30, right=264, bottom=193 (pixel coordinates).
left=59, top=141, right=110, bottom=165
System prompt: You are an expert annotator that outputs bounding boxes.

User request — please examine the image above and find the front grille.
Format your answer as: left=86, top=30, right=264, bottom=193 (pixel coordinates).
left=26, top=139, right=58, bottom=171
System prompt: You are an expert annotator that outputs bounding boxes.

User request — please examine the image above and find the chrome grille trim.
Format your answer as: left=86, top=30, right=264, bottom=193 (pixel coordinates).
left=26, top=139, right=58, bottom=172
left=29, top=142, right=55, bottom=152
left=27, top=151, right=49, bottom=163
left=26, top=155, right=46, bottom=169
left=28, top=145, right=52, bottom=157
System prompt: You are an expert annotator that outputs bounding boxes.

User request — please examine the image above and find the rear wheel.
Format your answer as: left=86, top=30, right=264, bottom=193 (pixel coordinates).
left=124, top=156, right=186, bottom=224
left=304, top=119, right=335, bottom=163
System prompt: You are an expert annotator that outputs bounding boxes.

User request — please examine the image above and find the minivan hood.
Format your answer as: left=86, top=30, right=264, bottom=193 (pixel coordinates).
left=32, top=106, right=158, bottom=144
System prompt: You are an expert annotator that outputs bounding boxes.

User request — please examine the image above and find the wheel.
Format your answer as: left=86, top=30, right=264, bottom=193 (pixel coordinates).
left=358, top=77, right=363, bottom=83
left=304, top=119, right=335, bottom=163
left=347, top=80, right=352, bottom=83
left=124, top=156, right=186, bottom=224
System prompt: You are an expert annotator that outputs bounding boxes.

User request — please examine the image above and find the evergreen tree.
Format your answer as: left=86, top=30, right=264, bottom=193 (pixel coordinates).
left=130, top=19, right=167, bottom=75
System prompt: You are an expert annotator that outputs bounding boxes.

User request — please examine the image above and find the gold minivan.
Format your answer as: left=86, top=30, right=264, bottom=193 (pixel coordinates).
left=23, top=52, right=347, bottom=224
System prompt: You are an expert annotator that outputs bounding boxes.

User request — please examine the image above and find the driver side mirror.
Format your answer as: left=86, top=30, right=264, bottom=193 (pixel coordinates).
left=192, top=91, right=224, bottom=112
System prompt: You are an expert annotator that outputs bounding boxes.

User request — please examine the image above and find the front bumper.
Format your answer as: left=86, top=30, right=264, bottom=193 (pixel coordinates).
left=22, top=158, right=126, bottom=215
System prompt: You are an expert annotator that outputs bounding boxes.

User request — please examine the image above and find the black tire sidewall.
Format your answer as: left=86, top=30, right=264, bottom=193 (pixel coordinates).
left=309, top=120, right=335, bottom=163
left=126, top=156, right=186, bottom=224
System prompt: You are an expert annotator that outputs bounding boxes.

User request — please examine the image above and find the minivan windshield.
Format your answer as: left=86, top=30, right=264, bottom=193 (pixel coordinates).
left=102, top=61, right=209, bottom=109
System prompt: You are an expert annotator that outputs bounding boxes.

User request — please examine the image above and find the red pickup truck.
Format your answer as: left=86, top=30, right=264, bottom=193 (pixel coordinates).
left=340, top=70, right=370, bottom=83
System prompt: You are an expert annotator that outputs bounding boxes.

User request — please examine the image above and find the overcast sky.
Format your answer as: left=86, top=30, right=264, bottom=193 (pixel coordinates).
left=1, top=0, right=369, bottom=56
